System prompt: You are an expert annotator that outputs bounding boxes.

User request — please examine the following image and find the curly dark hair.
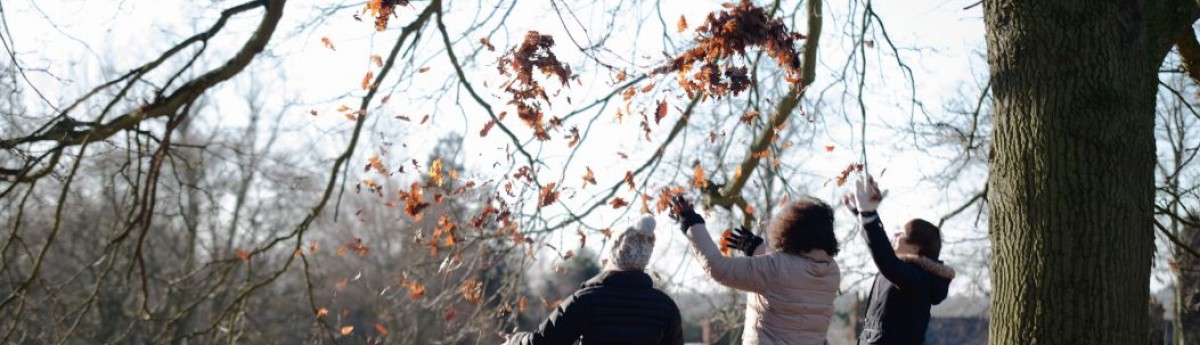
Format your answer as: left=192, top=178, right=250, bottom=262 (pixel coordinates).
left=903, top=219, right=942, bottom=259
left=766, top=198, right=838, bottom=256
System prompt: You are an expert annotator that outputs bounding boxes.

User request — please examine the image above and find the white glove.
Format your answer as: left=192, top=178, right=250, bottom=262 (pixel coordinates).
left=843, top=175, right=884, bottom=220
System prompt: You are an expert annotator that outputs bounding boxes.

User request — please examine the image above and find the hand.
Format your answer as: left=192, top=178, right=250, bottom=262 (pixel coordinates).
left=721, top=226, right=764, bottom=256
left=843, top=174, right=884, bottom=214
left=668, top=195, right=705, bottom=234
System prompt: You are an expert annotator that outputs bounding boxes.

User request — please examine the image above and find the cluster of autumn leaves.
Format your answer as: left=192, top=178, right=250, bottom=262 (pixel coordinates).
left=656, top=1, right=806, bottom=98
left=295, top=0, right=819, bottom=338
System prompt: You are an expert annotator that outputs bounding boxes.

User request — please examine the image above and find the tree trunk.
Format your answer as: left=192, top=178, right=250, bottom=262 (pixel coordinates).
left=1180, top=221, right=1200, bottom=344
left=983, top=1, right=1189, bottom=343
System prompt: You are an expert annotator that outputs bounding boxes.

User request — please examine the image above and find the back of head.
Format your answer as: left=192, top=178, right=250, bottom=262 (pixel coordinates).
left=904, top=218, right=942, bottom=259
left=608, top=215, right=657, bottom=271
left=767, top=198, right=838, bottom=256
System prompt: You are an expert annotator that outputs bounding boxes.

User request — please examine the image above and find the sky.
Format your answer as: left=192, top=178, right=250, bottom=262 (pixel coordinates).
left=0, top=0, right=1094, bottom=298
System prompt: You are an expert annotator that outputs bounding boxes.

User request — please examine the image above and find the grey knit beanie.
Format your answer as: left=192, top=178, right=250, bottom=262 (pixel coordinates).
left=608, top=215, right=657, bottom=271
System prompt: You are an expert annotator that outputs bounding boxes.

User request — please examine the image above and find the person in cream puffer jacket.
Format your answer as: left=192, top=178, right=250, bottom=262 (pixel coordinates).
left=670, top=196, right=841, bottom=345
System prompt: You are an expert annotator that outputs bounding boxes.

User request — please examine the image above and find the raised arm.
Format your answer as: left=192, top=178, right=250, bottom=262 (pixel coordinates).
left=845, top=175, right=921, bottom=288
left=672, top=196, right=775, bottom=293
left=859, top=214, right=921, bottom=288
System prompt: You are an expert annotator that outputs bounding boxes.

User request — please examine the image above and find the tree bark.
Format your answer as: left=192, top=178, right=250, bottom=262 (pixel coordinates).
left=983, top=1, right=1192, bottom=343
left=1180, top=221, right=1200, bottom=345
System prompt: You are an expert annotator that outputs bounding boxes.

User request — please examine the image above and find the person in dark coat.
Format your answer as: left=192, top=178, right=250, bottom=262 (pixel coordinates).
left=843, top=175, right=956, bottom=345
left=504, top=215, right=684, bottom=345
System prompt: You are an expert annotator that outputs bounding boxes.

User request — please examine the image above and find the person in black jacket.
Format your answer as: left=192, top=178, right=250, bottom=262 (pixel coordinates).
left=504, top=215, right=683, bottom=345
left=843, top=175, right=956, bottom=345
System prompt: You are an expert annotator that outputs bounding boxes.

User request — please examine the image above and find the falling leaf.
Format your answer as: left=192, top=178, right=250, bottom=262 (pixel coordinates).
left=395, top=115, right=410, bottom=121
left=825, top=145, right=835, bottom=153
left=864, top=39, right=875, bottom=48
left=371, top=54, right=383, bottom=67
left=582, top=167, right=597, bottom=187
left=347, top=238, right=370, bottom=257
left=429, top=158, right=444, bottom=187
left=778, top=194, right=790, bottom=207
left=374, top=324, right=390, bottom=336
left=624, top=171, right=636, bottom=191
left=610, top=197, right=629, bottom=209
left=480, top=37, right=495, bottom=51
left=309, top=240, right=320, bottom=253
left=563, top=250, right=575, bottom=260
left=402, top=182, right=429, bottom=220
left=641, top=194, right=652, bottom=214
left=345, top=113, right=358, bottom=121
left=419, top=66, right=431, bottom=73
left=361, top=71, right=375, bottom=90
left=677, top=15, right=689, bottom=32
left=321, top=37, right=336, bottom=50
left=407, top=281, right=426, bottom=300
left=420, top=114, right=430, bottom=124
left=655, top=99, right=668, bottom=124
left=623, top=87, right=637, bottom=101
left=538, top=183, right=560, bottom=208
left=693, top=165, right=708, bottom=189
left=617, top=152, right=629, bottom=159
left=566, top=127, right=581, bottom=148
left=480, top=119, right=497, bottom=137
left=309, top=109, right=318, bottom=116
left=599, top=228, right=613, bottom=238
left=459, top=279, right=484, bottom=304
left=335, top=279, right=349, bottom=290
left=444, top=307, right=457, bottom=322
left=719, top=229, right=733, bottom=256
left=366, top=156, right=388, bottom=175
left=740, top=111, right=759, bottom=125
left=518, top=296, right=528, bottom=312
left=337, top=105, right=351, bottom=112
left=380, top=95, right=391, bottom=104
left=340, top=326, right=354, bottom=336
left=316, top=308, right=329, bottom=318
left=236, top=249, right=251, bottom=261
left=834, top=163, right=864, bottom=187
left=641, top=83, right=656, bottom=93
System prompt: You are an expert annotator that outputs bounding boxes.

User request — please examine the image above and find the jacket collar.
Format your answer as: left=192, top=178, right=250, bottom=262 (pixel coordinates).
left=582, top=270, right=654, bottom=289
left=799, top=249, right=833, bottom=263
left=898, top=254, right=956, bottom=280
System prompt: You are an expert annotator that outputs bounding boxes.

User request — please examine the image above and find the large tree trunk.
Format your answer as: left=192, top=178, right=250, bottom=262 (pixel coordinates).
left=983, top=1, right=1190, bottom=343
left=1180, top=221, right=1200, bottom=344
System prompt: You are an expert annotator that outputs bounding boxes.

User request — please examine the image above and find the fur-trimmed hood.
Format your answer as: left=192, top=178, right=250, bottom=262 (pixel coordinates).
left=898, top=254, right=956, bottom=280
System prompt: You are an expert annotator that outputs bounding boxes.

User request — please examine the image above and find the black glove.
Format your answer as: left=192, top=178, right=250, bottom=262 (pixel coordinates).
left=722, top=226, right=764, bottom=256
left=668, top=195, right=705, bottom=234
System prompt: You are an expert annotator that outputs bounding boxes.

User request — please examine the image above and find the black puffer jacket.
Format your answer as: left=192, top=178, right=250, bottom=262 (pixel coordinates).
left=857, top=216, right=955, bottom=345
left=509, top=270, right=683, bottom=345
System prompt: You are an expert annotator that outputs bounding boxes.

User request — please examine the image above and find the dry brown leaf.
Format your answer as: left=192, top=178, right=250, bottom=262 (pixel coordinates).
left=582, top=167, right=597, bottom=187
left=693, top=165, right=708, bottom=189
left=361, top=71, right=374, bottom=90
left=610, top=197, right=629, bottom=209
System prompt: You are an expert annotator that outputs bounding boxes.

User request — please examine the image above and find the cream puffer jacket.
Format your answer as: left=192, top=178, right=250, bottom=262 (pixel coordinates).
left=685, top=223, right=840, bottom=345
